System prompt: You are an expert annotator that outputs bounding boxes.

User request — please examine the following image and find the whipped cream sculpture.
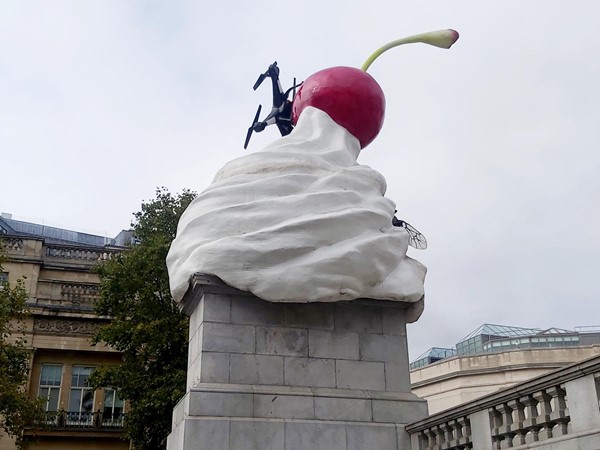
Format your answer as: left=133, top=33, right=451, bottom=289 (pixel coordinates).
left=167, top=30, right=459, bottom=306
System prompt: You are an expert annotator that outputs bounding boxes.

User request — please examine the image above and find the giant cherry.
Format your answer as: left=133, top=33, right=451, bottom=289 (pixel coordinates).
left=291, top=29, right=459, bottom=149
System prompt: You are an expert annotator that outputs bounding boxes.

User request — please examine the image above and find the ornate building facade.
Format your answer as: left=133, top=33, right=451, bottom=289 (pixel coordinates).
left=0, top=213, right=132, bottom=450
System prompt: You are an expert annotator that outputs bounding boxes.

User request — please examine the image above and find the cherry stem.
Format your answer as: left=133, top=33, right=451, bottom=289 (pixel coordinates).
left=361, top=29, right=459, bottom=72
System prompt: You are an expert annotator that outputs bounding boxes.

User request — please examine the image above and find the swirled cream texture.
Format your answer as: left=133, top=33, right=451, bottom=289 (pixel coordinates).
left=167, top=107, right=426, bottom=303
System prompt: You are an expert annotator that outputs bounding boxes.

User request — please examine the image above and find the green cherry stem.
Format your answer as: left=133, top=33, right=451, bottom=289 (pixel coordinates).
left=361, top=29, right=459, bottom=72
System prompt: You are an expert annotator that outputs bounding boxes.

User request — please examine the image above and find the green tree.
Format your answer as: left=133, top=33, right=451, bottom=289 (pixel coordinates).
left=91, top=188, right=196, bottom=450
left=0, top=245, right=45, bottom=449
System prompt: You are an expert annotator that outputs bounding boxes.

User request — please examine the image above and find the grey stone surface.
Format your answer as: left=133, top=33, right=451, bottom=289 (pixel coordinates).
left=202, top=322, right=255, bottom=354
left=396, top=424, right=411, bottom=450
left=336, top=360, right=385, bottom=390
left=360, top=334, right=405, bottom=363
left=230, top=354, right=284, bottom=385
left=381, top=308, right=407, bottom=336
left=254, top=394, right=315, bottom=419
left=183, top=417, right=230, bottom=450
left=172, top=286, right=422, bottom=450
left=230, top=419, right=285, bottom=450
left=202, top=293, right=232, bottom=323
left=231, top=296, right=283, bottom=325
left=335, top=304, right=382, bottom=333
left=284, top=303, right=334, bottom=329
left=188, top=391, right=253, bottom=417
left=256, top=326, right=308, bottom=356
left=469, top=409, right=494, bottom=449
left=309, top=330, right=359, bottom=360
left=166, top=419, right=183, bottom=450
left=565, top=374, right=600, bottom=432
left=314, top=397, right=372, bottom=422
left=187, top=355, right=200, bottom=389
left=285, top=420, right=347, bottom=450
left=284, top=357, right=336, bottom=388
left=346, top=423, right=398, bottom=450
left=188, top=327, right=203, bottom=367
left=171, top=396, right=185, bottom=430
left=200, top=352, right=230, bottom=383
left=384, top=362, right=411, bottom=392
left=372, top=399, right=427, bottom=423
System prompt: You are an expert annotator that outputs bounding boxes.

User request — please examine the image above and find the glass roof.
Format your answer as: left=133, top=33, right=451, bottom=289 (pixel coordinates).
left=413, top=347, right=456, bottom=361
left=458, top=324, right=541, bottom=343
left=537, top=327, right=575, bottom=335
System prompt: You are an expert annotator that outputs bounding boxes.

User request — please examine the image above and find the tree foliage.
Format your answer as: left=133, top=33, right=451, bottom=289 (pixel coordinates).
left=0, top=245, right=45, bottom=449
left=91, top=188, right=196, bottom=450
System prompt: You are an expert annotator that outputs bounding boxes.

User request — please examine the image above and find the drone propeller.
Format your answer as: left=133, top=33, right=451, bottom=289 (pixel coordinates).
left=284, top=78, right=303, bottom=100
left=244, top=104, right=262, bottom=149
left=253, top=73, right=267, bottom=91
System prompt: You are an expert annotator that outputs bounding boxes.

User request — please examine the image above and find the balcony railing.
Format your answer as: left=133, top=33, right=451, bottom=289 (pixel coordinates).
left=406, top=354, right=600, bottom=450
left=44, top=411, right=125, bottom=430
left=45, top=244, right=119, bottom=262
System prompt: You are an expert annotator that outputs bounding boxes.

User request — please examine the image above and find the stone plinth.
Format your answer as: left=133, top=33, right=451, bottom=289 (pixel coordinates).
left=167, top=274, right=427, bottom=450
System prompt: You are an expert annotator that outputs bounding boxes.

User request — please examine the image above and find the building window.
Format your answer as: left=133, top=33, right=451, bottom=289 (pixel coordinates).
left=0, top=272, right=8, bottom=287
left=103, top=389, right=125, bottom=427
left=38, top=364, right=62, bottom=412
left=67, top=366, right=95, bottom=425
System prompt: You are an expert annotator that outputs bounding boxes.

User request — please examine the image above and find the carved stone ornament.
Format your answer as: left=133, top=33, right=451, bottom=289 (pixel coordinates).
left=34, top=318, right=101, bottom=335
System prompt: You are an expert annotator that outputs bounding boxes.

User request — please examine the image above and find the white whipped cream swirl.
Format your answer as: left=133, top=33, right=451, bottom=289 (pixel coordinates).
left=167, top=106, right=426, bottom=305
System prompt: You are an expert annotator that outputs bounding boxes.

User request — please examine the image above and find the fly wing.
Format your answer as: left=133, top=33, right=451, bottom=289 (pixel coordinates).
left=402, top=221, right=428, bottom=250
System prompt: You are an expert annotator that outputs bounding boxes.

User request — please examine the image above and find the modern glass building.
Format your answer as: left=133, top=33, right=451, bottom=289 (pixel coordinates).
left=411, top=323, right=600, bottom=369
left=410, top=347, right=457, bottom=370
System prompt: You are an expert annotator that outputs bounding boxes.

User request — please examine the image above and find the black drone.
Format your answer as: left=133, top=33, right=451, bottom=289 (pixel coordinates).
left=392, top=211, right=427, bottom=250
left=244, top=62, right=302, bottom=149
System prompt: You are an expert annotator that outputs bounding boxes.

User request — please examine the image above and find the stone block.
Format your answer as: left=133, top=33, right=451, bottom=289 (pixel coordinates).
left=334, top=304, right=382, bottom=333
left=230, top=419, right=285, bottom=450
left=201, top=293, right=232, bottom=323
left=285, top=420, right=347, bottom=450
left=346, top=423, right=398, bottom=450
left=200, top=352, right=230, bottom=383
left=308, top=330, right=359, bottom=360
left=254, top=394, right=314, bottom=419
left=202, top=322, right=255, bottom=354
left=231, top=296, right=283, bottom=325
left=188, top=391, right=253, bottom=417
left=284, top=357, right=336, bottom=388
left=284, top=303, right=334, bottom=330
left=372, top=399, right=427, bottom=423
left=166, top=419, right=183, bottom=450
left=256, top=326, right=308, bottom=356
left=336, top=360, right=385, bottom=390
left=384, top=363, right=411, bottom=392
left=230, top=354, right=284, bottom=385
left=183, top=417, right=230, bottom=450
left=187, top=355, right=200, bottom=389
left=314, top=397, right=372, bottom=421
left=396, top=424, right=411, bottom=450
left=359, top=334, right=405, bottom=363
left=381, top=308, right=407, bottom=336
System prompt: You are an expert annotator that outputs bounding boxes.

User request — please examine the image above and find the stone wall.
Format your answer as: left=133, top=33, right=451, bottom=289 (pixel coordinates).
left=168, top=274, right=427, bottom=450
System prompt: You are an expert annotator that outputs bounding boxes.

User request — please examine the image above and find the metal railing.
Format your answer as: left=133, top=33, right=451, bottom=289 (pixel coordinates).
left=44, top=410, right=125, bottom=430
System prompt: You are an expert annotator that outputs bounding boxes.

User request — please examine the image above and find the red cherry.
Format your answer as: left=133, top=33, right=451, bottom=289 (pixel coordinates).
left=292, top=66, right=385, bottom=149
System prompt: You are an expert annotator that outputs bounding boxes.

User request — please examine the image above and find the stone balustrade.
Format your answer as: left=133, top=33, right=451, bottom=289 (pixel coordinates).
left=407, top=353, right=600, bottom=450
left=1, top=237, right=24, bottom=252
left=60, top=282, right=100, bottom=304
left=45, top=244, right=118, bottom=262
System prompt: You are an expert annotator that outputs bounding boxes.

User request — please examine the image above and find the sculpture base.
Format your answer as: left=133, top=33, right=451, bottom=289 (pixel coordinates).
left=167, top=274, right=427, bottom=450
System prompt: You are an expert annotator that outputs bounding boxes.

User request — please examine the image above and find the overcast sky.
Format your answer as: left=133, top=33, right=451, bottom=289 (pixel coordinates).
left=2, top=1, right=599, bottom=359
